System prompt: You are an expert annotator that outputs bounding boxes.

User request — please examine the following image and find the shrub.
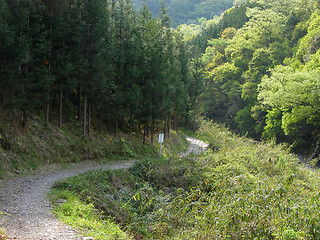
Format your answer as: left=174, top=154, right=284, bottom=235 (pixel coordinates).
left=51, top=121, right=320, bottom=239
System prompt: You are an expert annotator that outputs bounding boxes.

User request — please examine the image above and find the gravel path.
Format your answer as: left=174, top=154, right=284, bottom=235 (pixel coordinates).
left=0, top=136, right=208, bottom=240
left=180, top=136, right=209, bottom=156
left=0, top=161, right=133, bottom=240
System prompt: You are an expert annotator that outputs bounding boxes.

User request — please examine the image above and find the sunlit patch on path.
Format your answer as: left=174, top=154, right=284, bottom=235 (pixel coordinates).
left=180, top=136, right=209, bottom=157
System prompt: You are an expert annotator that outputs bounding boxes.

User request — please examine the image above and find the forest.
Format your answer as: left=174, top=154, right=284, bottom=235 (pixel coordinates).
left=131, top=0, right=235, bottom=26
left=2, top=0, right=320, bottom=239
left=1, top=0, right=320, bottom=157
left=1, top=0, right=320, bottom=158
left=0, top=0, right=194, bottom=143
left=183, top=0, right=320, bottom=156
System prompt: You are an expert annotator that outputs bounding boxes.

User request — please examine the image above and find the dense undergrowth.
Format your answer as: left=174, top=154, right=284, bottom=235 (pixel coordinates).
left=51, top=121, right=320, bottom=239
left=0, top=109, right=187, bottom=178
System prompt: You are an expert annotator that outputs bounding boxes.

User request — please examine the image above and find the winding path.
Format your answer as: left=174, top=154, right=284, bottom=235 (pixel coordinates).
left=180, top=136, right=209, bottom=156
left=0, top=161, right=133, bottom=240
left=0, top=136, right=208, bottom=240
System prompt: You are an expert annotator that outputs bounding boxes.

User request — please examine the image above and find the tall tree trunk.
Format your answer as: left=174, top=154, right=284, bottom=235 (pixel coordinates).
left=88, top=99, right=92, bottom=136
left=151, top=118, right=154, bottom=143
left=167, top=115, right=170, bottom=137
left=106, top=116, right=109, bottom=132
left=99, top=109, right=103, bottom=133
left=22, top=16, right=30, bottom=129
left=22, top=108, right=27, bottom=128
left=174, top=114, right=178, bottom=131
left=46, top=2, right=53, bottom=125
left=119, top=117, right=124, bottom=132
left=115, top=114, right=119, bottom=136
left=99, top=116, right=103, bottom=133
left=78, top=80, right=82, bottom=120
left=83, top=22, right=90, bottom=137
left=46, top=98, right=50, bottom=125
left=83, top=87, right=87, bottom=137
left=129, top=115, right=132, bottom=135
left=59, top=86, right=63, bottom=128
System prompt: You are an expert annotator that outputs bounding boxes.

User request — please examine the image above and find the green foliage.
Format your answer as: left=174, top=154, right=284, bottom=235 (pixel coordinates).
left=195, top=0, right=320, bottom=147
left=0, top=0, right=194, bottom=141
left=177, top=24, right=202, bottom=42
left=296, top=10, right=320, bottom=62
left=52, top=121, right=320, bottom=239
left=132, top=0, right=235, bottom=27
left=201, top=61, right=243, bottom=128
left=262, top=108, right=285, bottom=140
left=258, top=65, right=320, bottom=145
left=189, top=3, right=249, bottom=53
left=49, top=189, right=130, bottom=239
left=234, top=105, right=257, bottom=136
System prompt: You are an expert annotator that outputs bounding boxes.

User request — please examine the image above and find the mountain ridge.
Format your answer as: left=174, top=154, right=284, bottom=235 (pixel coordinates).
left=132, top=0, right=235, bottom=26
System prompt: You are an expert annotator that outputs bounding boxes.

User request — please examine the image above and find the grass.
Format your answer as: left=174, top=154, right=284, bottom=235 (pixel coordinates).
left=0, top=109, right=189, bottom=237
left=48, top=188, right=130, bottom=240
left=0, top=110, right=164, bottom=177
left=49, top=130, right=189, bottom=239
left=0, top=105, right=189, bottom=178
left=50, top=120, right=320, bottom=239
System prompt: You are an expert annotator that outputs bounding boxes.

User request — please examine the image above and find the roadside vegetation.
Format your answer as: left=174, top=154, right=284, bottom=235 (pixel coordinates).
left=2, top=0, right=320, bottom=238
left=0, top=107, right=188, bottom=238
left=50, top=121, right=320, bottom=239
left=0, top=108, right=187, bottom=179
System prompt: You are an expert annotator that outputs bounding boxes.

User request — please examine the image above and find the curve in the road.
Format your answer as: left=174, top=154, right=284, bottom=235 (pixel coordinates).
left=180, top=136, right=209, bottom=157
left=0, top=161, right=133, bottom=240
left=0, top=136, right=208, bottom=240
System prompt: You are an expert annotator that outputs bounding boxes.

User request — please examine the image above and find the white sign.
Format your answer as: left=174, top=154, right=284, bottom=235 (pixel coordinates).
left=158, top=133, right=164, bottom=143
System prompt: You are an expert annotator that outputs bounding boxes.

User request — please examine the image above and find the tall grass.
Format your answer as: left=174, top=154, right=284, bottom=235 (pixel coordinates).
left=48, top=188, right=130, bottom=239
left=51, top=121, right=320, bottom=239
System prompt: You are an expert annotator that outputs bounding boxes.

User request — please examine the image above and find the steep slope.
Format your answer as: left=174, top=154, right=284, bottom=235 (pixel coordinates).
left=132, top=0, right=235, bottom=26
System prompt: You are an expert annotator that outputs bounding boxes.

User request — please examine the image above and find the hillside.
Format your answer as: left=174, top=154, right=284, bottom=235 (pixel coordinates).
left=49, top=121, right=320, bottom=239
left=0, top=108, right=187, bottom=177
left=187, top=0, right=320, bottom=158
left=2, top=0, right=320, bottom=238
left=2, top=0, right=319, bottom=155
left=132, top=0, right=235, bottom=26
left=0, top=0, right=193, bottom=148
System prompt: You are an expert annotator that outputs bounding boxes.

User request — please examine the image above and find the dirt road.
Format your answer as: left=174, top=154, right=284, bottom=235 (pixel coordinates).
left=0, top=161, right=133, bottom=240
left=0, top=136, right=208, bottom=240
left=180, top=136, right=209, bottom=156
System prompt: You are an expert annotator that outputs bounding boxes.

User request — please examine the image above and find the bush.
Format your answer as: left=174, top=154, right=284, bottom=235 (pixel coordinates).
left=51, top=121, right=320, bottom=239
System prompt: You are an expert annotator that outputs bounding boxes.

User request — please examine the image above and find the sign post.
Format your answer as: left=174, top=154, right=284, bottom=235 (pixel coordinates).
left=159, top=133, right=164, bottom=158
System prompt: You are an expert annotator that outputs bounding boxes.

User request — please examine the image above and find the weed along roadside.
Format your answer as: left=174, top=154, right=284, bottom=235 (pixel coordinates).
left=45, top=132, right=198, bottom=240
left=2, top=121, right=320, bottom=239
left=0, top=129, right=189, bottom=239
left=0, top=161, right=134, bottom=240
left=49, top=122, right=320, bottom=239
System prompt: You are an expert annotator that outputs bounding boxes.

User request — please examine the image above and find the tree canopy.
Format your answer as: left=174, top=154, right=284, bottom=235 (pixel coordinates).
left=0, top=0, right=195, bottom=141
left=132, top=0, right=235, bottom=26
left=193, top=0, right=320, bottom=152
